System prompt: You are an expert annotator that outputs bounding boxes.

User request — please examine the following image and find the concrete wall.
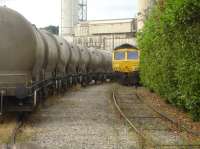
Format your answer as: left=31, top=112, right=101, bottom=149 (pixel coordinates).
left=89, top=21, right=133, bottom=34
left=74, top=19, right=136, bottom=36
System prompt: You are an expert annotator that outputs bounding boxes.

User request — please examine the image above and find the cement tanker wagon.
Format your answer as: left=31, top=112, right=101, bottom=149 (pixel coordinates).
left=0, top=7, right=46, bottom=113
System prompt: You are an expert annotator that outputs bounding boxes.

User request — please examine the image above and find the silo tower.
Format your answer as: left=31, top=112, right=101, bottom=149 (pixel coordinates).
left=137, top=0, right=156, bottom=30
left=60, top=0, right=79, bottom=42
left=137, top=0, right=148, bottom=30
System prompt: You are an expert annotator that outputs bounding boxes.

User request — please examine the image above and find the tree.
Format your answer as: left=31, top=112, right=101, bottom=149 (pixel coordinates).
left=41, top=25, right=59, bottom=35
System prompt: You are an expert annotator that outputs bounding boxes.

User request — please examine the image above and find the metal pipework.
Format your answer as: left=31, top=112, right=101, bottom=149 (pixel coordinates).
left=0, top=90, right=5, bottom=115
left=34, top=90, right=38, bottom=107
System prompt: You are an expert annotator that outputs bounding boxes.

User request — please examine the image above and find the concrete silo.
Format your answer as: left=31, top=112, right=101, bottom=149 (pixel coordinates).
left=137, top=0, right=148, bottom=30
left=137, top=0, right=156, bottom=30
left=138, top=0, right=148, bottom=14
left=60, top=0, right=79, bottom=42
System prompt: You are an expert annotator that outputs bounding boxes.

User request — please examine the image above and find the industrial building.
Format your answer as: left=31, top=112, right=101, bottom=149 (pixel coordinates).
left=59, top=0, right=158, bottom=50
left=73, top=18, right=137, bottom=51
left=59, top=0, right=158, bottom=44
left=60, top=0, right=137, bottom=51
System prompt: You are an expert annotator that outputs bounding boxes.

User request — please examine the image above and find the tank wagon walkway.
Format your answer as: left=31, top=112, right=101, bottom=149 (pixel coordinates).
left=27, top=84, right=137, bottom=149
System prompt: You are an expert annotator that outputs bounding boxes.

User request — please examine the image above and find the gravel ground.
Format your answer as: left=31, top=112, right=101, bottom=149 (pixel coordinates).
left=25, top=83, right=137, bottom=149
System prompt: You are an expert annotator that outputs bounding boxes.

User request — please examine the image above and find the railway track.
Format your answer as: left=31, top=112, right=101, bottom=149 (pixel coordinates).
left=135, top=93, right=200, bottom=137
left=112, top=86, right=200, bottom=149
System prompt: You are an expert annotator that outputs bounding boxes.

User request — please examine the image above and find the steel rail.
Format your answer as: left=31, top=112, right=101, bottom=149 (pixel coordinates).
left=112, top=89, right=200, bottom=149
left=112, top=91, right=154, bottom=149
left=135, top=91, right=200, bottom=137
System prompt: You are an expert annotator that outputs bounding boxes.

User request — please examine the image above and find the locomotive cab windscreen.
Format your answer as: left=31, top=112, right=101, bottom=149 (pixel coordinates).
left=114, top=51, right=125, bottom=60
left=127, top=51, right=139, bottom=60
left=112, top=44, right=140, bottom=73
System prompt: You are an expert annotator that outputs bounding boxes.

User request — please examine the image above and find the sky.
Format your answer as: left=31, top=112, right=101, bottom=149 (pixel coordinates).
left=1, top=0, right=138, bottom=27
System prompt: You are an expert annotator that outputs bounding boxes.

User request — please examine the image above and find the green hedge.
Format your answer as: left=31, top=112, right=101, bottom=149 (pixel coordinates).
left=137, top=0, right=200, bottom=121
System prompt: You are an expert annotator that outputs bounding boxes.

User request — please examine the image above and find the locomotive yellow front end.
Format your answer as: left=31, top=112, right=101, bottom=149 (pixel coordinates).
left=112, top=44, right=140, bottom=85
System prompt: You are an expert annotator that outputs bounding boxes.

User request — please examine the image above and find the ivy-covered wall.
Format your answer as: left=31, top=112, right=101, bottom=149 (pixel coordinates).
left=137, top=0, right=200, bottom=120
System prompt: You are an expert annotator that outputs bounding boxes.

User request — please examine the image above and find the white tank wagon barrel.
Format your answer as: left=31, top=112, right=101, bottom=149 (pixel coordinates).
left=0, top=7, right=113, bottom=114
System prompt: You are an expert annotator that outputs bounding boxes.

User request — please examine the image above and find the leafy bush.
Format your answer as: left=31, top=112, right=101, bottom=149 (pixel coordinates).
left=137, top=0, right=200, bottom=121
